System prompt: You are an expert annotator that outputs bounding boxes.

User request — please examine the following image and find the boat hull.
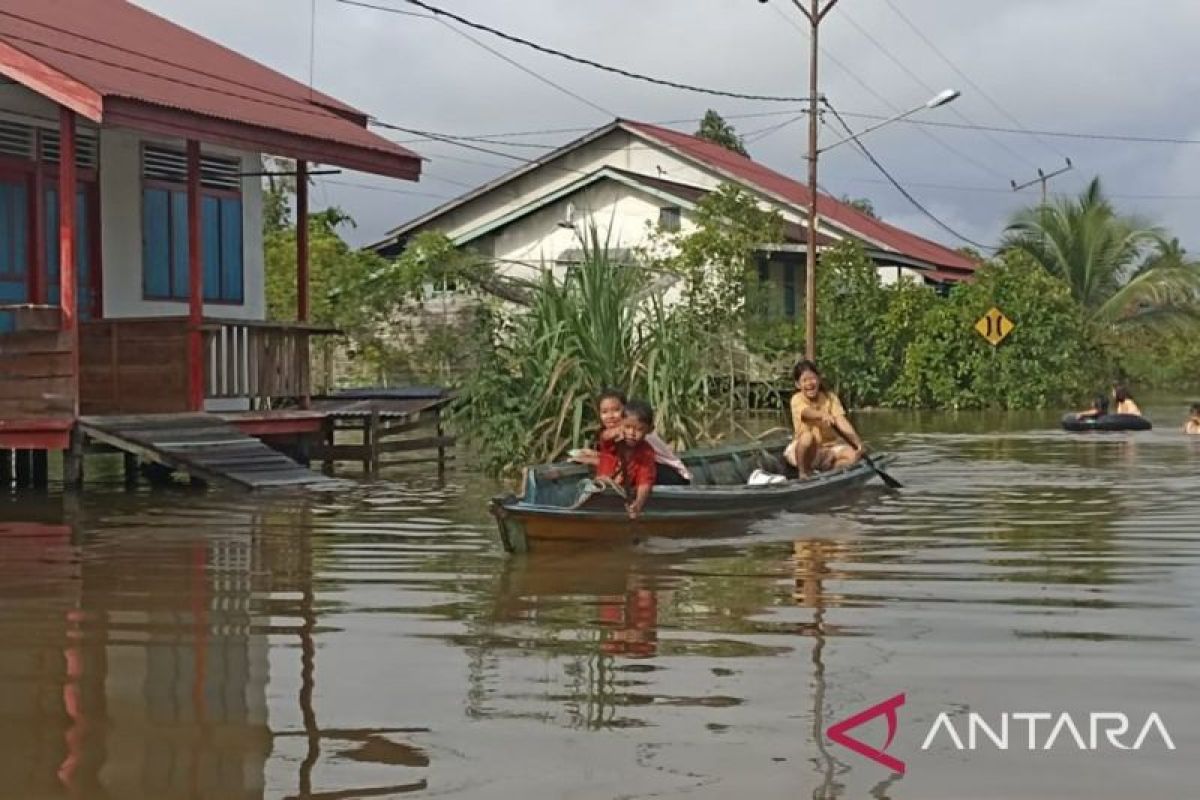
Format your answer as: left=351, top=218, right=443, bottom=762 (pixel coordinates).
left=490, top=446, right=891, bottom=553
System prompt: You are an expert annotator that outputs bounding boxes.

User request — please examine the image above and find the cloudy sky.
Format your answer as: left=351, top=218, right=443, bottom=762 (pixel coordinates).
left=137, top=0, right=1200, bottom=250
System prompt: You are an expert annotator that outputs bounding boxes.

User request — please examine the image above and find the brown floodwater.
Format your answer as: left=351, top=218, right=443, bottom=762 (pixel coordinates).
left=1, top=401, right=1198, bottom=799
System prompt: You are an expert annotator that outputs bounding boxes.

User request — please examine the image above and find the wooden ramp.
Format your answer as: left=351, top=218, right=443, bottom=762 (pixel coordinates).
left=78, top=413, right=332, bottom=489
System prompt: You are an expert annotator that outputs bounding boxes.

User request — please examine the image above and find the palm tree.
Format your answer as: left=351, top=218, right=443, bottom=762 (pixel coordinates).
left=1002, top=177, right=1200, bottom=333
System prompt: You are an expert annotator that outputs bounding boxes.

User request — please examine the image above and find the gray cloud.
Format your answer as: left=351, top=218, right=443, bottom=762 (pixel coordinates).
left=137, top=0, right=1200, bottom=252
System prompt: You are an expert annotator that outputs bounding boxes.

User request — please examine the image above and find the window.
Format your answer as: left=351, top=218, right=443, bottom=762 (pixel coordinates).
left=658, top=206, right=681, bottom=232
left=783, top=262, right=797, bottom=318
left=141, top=145, right=243, bottom=303
left=430, top=275, right=458, bottom=296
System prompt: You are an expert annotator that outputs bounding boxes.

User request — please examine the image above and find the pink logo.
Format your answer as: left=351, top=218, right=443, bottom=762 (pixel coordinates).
left=827, top=693, right=906, bottom=774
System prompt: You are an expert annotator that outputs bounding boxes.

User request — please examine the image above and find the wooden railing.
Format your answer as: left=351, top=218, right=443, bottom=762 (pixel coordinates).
left=203, top=318, right=333, bottom=408
left=77, top=317, right=333, bottom=415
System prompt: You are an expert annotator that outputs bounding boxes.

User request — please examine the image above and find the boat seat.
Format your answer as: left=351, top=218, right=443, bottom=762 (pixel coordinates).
left=757, top=449, right=787, bottom=474
left=728, top=451, right=752, bottom=483
left=692, top=456, right=716, bottom=485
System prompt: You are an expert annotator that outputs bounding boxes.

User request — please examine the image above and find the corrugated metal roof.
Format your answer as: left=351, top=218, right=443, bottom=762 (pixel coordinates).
left=0, top=0, right=420, bottom=179
left=622, top=120, right=977, bottom=273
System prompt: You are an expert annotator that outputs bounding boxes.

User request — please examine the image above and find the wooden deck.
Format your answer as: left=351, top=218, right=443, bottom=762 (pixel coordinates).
left=77, top=413, right=332, bottom=489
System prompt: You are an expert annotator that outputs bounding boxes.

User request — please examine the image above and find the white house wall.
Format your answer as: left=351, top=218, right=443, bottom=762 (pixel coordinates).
left=100, top=129, right=265, bottom=320
left=487, top=179, right=696, bottom=281
left=413, top=127, right=846, bottom=249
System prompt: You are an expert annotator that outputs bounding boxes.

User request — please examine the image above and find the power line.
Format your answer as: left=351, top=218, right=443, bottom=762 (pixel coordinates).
left=767, top=3, right=1009, bottom=182
left=822, top=99, right=997, bottom=250
left=318, top=178, right=451, bottom=198
left=400, top=7, right=615, bottom=118
left=836, top=6, right=1040, bottom=171
left=836, top=112, right=1200, bottom=146
left=835, top=174, right=1200, bottom=202
left=336, top=0, right=814, bottom=103
left=880, top=0, right=1071, bottom=161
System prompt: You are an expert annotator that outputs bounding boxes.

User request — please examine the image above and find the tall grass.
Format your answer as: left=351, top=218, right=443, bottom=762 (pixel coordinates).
left=453, top=230, right=739, bottom=475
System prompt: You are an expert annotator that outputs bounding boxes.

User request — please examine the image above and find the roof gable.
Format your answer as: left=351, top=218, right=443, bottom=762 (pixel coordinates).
left=0, top=0, right=421, bottom=179
left=621, top=120, right=976, bottom=273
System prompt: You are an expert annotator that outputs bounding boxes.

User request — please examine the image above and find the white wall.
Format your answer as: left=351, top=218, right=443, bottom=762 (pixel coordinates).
left=100, top=129, right=265, bottom=320
left=486, top=179, right=695, bottom=281
left=412, top=127, right=843, bottom=247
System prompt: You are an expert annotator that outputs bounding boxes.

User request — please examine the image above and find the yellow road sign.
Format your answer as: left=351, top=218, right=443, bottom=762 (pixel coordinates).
left=974, top=307, right=1014, bottom=346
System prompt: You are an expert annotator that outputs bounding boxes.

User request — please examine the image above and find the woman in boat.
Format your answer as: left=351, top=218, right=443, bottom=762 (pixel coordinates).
left=784, top=360, right=863, bottom=476
left=1113, top=384, right=1142, bottom=416
left=571, top=388, right=692, bottom=485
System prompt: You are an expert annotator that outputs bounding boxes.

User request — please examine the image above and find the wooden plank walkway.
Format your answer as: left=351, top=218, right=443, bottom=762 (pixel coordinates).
left=78, top=413, right=332, bottom=489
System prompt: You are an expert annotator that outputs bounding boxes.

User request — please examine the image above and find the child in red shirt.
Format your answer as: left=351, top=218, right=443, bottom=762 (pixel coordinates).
left=595, top=399, right=657, bottom=519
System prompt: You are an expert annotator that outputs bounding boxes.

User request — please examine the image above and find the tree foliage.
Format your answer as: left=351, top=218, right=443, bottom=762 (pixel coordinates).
left=695, top=110, right=748, bottom=156
left=1002, top=176, right=1200, bottom=336
left=454, top=232, right=730, bottom=476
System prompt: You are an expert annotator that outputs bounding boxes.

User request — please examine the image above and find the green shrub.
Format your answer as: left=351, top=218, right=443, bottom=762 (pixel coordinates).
left=890, top=251, right=1103, bottom=409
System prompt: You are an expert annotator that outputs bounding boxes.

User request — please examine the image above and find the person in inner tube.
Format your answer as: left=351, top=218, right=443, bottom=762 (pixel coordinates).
left=1076, top=393, right=1110, bottom=420
left=1184, top=403, right=1200, bottom=434
left=1113, top=384, right=1142, bottom=416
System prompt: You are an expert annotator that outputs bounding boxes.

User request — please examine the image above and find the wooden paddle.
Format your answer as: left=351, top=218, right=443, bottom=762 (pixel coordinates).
left=830, top=418, right=903, bottom=489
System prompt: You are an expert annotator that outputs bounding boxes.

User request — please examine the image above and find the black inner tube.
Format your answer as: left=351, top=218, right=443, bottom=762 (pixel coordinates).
left=1062, top=413, right=1152, bottom=432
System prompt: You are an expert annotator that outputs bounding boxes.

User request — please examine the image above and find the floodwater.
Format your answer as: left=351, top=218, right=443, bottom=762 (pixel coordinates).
left=1, top=401, right=1198, bottom=799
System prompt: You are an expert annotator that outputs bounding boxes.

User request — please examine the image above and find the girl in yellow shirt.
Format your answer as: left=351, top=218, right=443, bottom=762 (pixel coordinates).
left=783, top=360, right=864, bottom=476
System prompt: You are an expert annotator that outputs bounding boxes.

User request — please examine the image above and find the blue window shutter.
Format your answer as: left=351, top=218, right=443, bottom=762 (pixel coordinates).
left=75, top=191, right=92, bottom=319
left=0, top=183, right=29, bottom=308
left=142, top=188, right=171, bottom=298
left=202, top=195, right=220, bottom=301
left=220, top=197, right=243, bottom=303
left=170, top=190, right=189, bottom=299
left=44, top=188, right=59, bottom=302
left=0, top=183, right=27, bottom=332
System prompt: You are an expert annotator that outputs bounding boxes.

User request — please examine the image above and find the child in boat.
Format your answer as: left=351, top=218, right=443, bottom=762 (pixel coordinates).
left=784, top=359, right=864, bottom=476
left=571, top=388, right=692, bottom=485
left=1185, top=403, right=1200, bottom=434
left=595, top=399, right=658, bottom=520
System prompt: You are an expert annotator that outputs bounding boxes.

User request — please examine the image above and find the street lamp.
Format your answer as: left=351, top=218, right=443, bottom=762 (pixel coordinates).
left=817, top=90, right=960, bottom=155
left=801, top=85, right=960, bottom=358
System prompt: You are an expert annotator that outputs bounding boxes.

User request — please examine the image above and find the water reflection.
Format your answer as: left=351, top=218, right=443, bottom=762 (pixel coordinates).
left=0, top=410, right=1198, bottom=798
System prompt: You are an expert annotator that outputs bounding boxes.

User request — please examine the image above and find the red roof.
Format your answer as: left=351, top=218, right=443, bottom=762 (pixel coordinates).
left=622, top=120, right=976, bottom=274
left=0, top=0, right=420, bottom=179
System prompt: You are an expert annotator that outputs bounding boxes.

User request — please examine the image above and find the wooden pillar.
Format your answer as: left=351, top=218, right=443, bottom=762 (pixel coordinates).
left=435, top=407, right=446, bottom=481
left=14, top=450, right=32, bottom=487
left=63, top=425, right=84, bottom=488
left=31, top=449, right=49, bottom=488
left=296, top=160, right=309, bottom=323
left=0, top=449, right=11, bottom=486
left=31, top=130, right=46, bottom=305
left=59, top=107, right=80, bottom=417
left=186, top=140, right=204, bottom=412
left=296, top=161, right=311, bottom=411
left=364, top=411, right=379, bottom=476
left=321, top=419, right=335, bottom=477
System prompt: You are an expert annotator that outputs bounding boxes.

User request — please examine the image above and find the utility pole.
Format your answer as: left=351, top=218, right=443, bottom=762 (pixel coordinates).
left=1011, top=158, right=1073, bottom=206
left=784, top=0, right=840, bottom=360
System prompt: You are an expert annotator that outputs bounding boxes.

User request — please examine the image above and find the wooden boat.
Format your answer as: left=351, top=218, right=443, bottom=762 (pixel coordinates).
left=489, top=439, right=894, bottom=553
